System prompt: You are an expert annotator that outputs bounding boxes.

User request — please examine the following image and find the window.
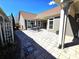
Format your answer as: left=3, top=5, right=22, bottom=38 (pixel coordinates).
left=27, top=20, right=31, bottom=28
left=49, top=21, right=53, bottom=29
left=27, top=20, right=35, bottom=28
left=31, top=21, right=35, bottom=27
left=37, top=21, right=40, bottom=27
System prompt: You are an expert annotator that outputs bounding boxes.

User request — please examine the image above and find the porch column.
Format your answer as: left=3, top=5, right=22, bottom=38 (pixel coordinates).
left=47, top=19, right=49, bottom=30
left=58, top=9, right=64, bottom=49
left=40, top=21, right=41, bottom=28
left=58, top=0, right=65, bottom=49
left=27, top=20, right=28, bottom=29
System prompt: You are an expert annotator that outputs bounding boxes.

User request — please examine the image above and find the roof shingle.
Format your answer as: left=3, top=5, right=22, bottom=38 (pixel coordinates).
left=20, top=6, right=61, bottom=20
left=20, top=11, right=37, bottom=20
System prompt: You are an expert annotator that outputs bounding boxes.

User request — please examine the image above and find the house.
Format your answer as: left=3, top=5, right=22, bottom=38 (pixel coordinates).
left=19, top=6, right=61, bottom=33
left=19, top=6, right=73, bottom=36
left=0, top=8, right=14, bottom=45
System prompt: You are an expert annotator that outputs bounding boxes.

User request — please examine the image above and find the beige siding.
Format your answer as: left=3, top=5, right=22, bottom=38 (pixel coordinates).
left=68, top=3, right=76, bottom=17
left=66, top=17, right=74, bottom=36
left=65, top=17, right=74, bottom=43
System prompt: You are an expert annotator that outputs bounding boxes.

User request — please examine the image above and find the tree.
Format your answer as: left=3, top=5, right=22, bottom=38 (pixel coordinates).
left=11, top=13, right=15, bottom=30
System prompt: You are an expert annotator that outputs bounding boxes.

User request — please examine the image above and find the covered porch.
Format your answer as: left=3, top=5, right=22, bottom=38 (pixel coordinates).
left=24, top=19, right=47, bottom=30
left=57, top=0, right=79, bottom=49
left=24, top=15, right=60, bottom=35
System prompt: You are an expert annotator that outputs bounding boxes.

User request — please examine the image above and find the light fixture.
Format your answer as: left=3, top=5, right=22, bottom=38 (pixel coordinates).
left=49, top=0, right=64, bottom=9
left=48, top=1, right=56, bottom=5
left=53, top=0, right=73, bottom=9
left=54, top=0, right=61, bottom=3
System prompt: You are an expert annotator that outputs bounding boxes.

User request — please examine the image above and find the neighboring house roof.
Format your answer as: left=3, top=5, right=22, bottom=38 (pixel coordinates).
left=20, top=11, right=37, bottom=20
left=20, top=6, right=61, bottom=20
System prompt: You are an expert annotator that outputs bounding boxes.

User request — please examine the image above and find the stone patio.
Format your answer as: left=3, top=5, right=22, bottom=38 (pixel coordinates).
left=22, top=29, right=79, bottom=59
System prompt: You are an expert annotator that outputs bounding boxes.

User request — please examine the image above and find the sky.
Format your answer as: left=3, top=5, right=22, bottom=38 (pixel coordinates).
left=0, top=0, right=58, bottom=16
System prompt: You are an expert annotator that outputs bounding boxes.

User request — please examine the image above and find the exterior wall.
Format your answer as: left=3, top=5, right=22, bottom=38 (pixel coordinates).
left=19, top=15, right=26, bottom=30
left=47, top=17, right=74, bottom=37
left=53, top=18, right=60, bottom=33
left=47, top=18, right=60, bottom=33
